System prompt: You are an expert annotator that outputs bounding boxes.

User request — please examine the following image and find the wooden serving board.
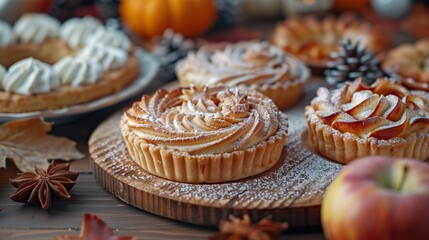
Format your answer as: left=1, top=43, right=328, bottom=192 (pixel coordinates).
left=88, top=79, right=343, bottom=227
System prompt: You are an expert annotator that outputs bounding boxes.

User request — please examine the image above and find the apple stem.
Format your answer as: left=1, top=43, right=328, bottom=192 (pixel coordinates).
left=396, top=165, right=409, bottom=192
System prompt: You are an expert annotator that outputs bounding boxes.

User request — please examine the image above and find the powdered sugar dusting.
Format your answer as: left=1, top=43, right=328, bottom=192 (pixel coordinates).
left=90, top=78, right=343, bottom=209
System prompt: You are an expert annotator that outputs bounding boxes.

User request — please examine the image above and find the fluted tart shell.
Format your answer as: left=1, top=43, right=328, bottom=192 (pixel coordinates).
left=176, top=41, right=309, bottom=110
left=305, top=78, right=429, bottom=164
left=120, top=86, right=289, bottom=183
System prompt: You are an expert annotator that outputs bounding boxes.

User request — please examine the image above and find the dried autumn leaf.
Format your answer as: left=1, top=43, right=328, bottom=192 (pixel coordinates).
left=210, top=214, right=288, bottom=240
left=53, top=213, right=136, bottom=240
left=0, top=118, right=84, bottom=172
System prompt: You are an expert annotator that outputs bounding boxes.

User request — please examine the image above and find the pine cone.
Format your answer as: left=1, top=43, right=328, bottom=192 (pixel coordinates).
left=325, top=39, right=385, bottom=86
left=152, top=29, right=199, bottom=81
left=213, top=0, right=240, bottom=29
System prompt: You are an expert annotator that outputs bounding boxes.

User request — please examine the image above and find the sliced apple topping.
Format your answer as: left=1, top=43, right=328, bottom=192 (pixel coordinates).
left=369, top=113, right=407, bottom=139
left=312, top=77, right=429, bottom=139
left=371, top=78, right=409, bottom=98
left=409, top=115, right=429, bottom=132
left=343, top=92, right=386, bottom=120
left=404, top=94, right=429, bottom=113
left=384, top=95, right=406, bottom=121
left=332, top=116, right=389, bottom=136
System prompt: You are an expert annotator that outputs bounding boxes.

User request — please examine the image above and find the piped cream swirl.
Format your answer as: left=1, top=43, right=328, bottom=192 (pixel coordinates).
left=177, top=41, right=306, bottom=87
left=60, top=16, right=103, bottom=49
left=3, top=58, right=60, bottom=95
left=78, top=42, right=127, bottom=70
left=0, top=20, right=14, bottom=47
left=53, top=56, right=103, bottom=86
left=124, top=86, right=286, bottom=154
left=14, top=14, right=60, bottom=44
left=86, top=27, right=131, bottom=51
left=311, top=78, right=429, bottom=139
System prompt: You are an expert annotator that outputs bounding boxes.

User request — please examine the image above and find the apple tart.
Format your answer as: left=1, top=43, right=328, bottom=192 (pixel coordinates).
left=120, top=85, right=289, bottom=183
left=383, top=39, right=429, bottom=92
left=176, top=41, right=309, bottom=109
left=0, top=14, right=139, bottom=113
left=271, top=14, right=388, bottom=73
left=305, top=78, right=429, bottom=164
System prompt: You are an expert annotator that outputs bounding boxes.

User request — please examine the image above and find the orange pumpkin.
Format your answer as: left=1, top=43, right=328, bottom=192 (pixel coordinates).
left=120, top=0, right=217, bottom=38
left=334, top=0, right=370, bottom=12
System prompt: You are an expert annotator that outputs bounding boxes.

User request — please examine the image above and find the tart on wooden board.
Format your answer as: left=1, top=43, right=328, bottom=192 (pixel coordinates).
left=306, top=78, right=429, bottom=164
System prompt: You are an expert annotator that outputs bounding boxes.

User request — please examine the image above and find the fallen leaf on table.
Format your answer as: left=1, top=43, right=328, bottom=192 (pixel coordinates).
left=0, top=118, right=84, bottom=172
left=210, top=214, right=288, bottom=240
left=53, top=213, right=136, bottom=240
left=10, top=161, right=79, bottom=210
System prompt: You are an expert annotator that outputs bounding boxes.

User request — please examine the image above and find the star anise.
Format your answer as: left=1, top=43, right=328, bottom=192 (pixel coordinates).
left=53, top=213, right=136, bottom=240
left=210, top=214, right=289, bottom=240
left=9, top=161, right=79, bottom=210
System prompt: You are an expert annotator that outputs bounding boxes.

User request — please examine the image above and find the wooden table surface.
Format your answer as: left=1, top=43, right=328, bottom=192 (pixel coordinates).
left=0, top=9, right=423, bottom=238
left=0, top=78, right=326, bottom=240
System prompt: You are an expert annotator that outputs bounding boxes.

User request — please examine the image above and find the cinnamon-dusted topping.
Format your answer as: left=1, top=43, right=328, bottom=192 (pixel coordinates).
left=124, top=85, right=286, bottom=155
left=311, top=78, right=429, bottom=139
left=9, top=162, right=79, bottom=210
left=177, top=41, right=307, bottom=88
left=271, top=13, right=387, bottom=66
left=210, top=214, right=288, bottom=240
left=383, top=39, right=429, bottom=91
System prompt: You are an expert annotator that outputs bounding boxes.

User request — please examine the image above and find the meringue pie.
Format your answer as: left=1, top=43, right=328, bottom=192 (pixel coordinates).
left=120, top=85, right=289, bottom=183
left=383, top=39, right=429, bottom=92
left=271, top=14, right=388, bottom=73
left=176, top=41, right=309, bottom=109
left=0, top=14, right=139, bottom=113
left=305, top=78, right=429, bottom=164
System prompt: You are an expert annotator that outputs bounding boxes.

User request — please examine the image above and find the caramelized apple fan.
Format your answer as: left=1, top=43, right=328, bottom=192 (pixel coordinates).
left=311, top=78, right=429, bottom=140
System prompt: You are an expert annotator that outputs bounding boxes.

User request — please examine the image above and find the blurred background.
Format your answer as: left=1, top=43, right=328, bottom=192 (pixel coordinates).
left=1, top=0, right=428, bottom=81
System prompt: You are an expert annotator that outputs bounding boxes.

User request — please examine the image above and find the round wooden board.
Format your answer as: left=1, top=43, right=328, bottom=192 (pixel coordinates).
left=88, top=79, right=343, bottom=227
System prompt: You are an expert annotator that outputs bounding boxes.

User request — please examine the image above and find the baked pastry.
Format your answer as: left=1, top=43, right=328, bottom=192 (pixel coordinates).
left=120, top=85, right=289, bottom=183
left=271, top=14, right=388, bottom=73
left=0, top=14, right=139, bottom=113
left=305, top=78, right=429, bottom=164
left=176, top=41, right=309, bottom=109
left=383, top=39, right=429, bottom=92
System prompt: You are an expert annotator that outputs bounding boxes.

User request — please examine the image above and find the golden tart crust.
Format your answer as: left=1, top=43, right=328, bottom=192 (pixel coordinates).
left=0, top=17, right=140, bottom=113
left=120, top=86, right=288, bottom=183
left=176, top=41, right=309, bottom=110
left=383, top=39, right=429, bottom=92
left=0, top=52, right=139, bottom=113
left=305, top=78, right=429, bottom=164
left=271, top=14, right=388, bottom=72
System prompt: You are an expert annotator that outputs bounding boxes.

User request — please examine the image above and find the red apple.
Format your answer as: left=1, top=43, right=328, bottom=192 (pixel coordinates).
left=322, top=156, right=429, bottom=240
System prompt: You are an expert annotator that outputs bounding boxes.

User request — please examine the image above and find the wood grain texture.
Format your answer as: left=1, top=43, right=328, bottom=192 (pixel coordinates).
left=0, top=77, right=325, bottom=240
left=88, top=79, right=343, bottom=228
left=0, top=174, right=323, bottom=240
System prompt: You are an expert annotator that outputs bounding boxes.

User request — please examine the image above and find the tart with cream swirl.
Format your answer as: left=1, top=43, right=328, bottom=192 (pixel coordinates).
left=120, top=85, right=289, bottom=183
left=176, top=41, right=309, bottom=109
left=0, top=14, right=139, bottom=113
left=305, top=78, right=429, bottom=164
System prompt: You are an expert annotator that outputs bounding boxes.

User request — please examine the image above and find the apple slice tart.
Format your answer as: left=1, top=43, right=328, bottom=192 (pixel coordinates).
left=305, top=78, right=429, bottom=163
left=120, top=85, right=288, bottom=183
left=383, top=39, right=429, bottom=92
